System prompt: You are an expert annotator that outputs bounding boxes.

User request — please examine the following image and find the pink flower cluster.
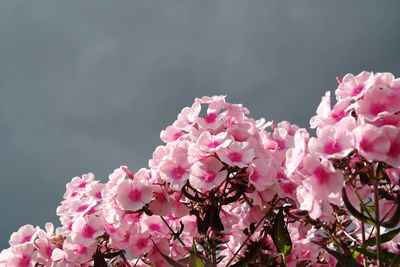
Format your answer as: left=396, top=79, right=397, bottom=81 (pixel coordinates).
left=286, top=72, right=400, bottom=220
left=1, top=72, right=400, bottom=266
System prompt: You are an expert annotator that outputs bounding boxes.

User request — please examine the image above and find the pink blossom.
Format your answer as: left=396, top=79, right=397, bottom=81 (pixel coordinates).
left=310, top=91, right=350, bottom=128
left=383, top=125, right=400, bottom=168
left=159, top=145, right=191, bottom=190
left=248, top=158, right=277, bottom=191
left=9, top=225, right=38, bottom=247
left=63, top=237, right=96, bottom=264
left=189, top=157, right=227, bottom=191
left=6, top=244, right=34, bottom=267
left=127, top=233, right=152, bottom=258
left=107, top=221, right=139, bottom=250
left=63, top=173, right=95, bottom=200
left=0, top=248, right=12, bottom=266
left=149, top=145, right=170, bottom=170
left=116, top=178, right=153, bottom=211
left=160, top=125, right=184, bottom=143
left=173, top=102, right=201, bottom=132
left=355, top=85, right=400, bottom=121
left=148, top=187, right=171, bottom=216
left=285, top=129, right=309, bottom=177
left=296, top=185, right=333, bottom=220
left=33, top=223, right=55, bottom=265
left=226, top=123, right=252, bottom=142
left=302, top=155, right=343, bottom=200
left=71, top=216, right=104, bottom=246
left=216, top=141, right=255, bottom=168
left=195, top=131, right=232, bottom=153
left=353, top=124, right=391, bottom=162
left=335, top=71, right=374, bottom=99
left=308, top=125, right=354, bottom=158
left=141, top=216, right=168, bottom=239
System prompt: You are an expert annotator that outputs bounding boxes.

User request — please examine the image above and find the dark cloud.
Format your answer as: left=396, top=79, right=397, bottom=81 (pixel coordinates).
left=1, top=0, right=399, bottom=249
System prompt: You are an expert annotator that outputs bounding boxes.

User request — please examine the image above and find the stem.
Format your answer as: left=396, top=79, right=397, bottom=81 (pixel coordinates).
left=281, top=253, right=287, bottom=266
left=160, top=216, right=186, bottom=246
left=348, top=181, right=374, bottom=220
left=186, top=183, right=208, bottom=197
left=212, top=242, right=217, bottom=267
left=361, top=206, right=368, bottom=267
left=120, top=252, right=134, bottom=267
left=225, top=208, right=271, bottom=266
left=374, top=179, right=382, bottom=267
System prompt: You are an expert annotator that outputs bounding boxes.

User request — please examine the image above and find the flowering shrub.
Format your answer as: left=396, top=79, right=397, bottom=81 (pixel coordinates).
left=1, top=71, right=400, bottom=267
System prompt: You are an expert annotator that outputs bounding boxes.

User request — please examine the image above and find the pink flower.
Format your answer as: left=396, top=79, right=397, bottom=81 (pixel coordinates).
left=127, top=233, right=152, bottom=259
left=353, top=124, right=391, bottom=162
left=159, top=146, right=191, bottom=190
left=141, top=216, right=168, bottom=238
left=302, top=155, right=343, bottom=200
left=71, top=216, right=104, bottom=246
left=216, top=141, right=255, bottom=168
left=149, top=145, right=170, bottom=170
left=63, top=237, right=96, bottom=264
left=383, top=125, right=400, bottom=168
left=189, top=157, right=227, bottom=191
left=33, top=223, right=55, bottom=265
left=297, top=185, right=330, bottom=220
left=248, top=158, right=277, bottom=191
left=116, top=178, right=153, bottom=211
left=63, top=173, right=95, bottom=200
left=195, top=131, right=232, bottom=153
left=9, top=225, right=38, bottom=247
left=335, top=71, right=374, bottom=99
left=285, top=129, right=309, bottom=176
left=355, top=85, right=399, bottom=121
left=196, top=112, right=224, bottom=131
left=310, top=91, right=350, bottom=129
left=227, top=124, right=252, bottom=142
left=107, top=221, right=140, bottom=250
left=308, top=126, right=354, bottom=158
left=0, top=247, right=12, bottom=266
left=160, top=125, right=184, bottom=143
left=6, top=244, right=34, bottom=267
left=148, top=187, right=171, bottom=216
left=173, top=102, right=201, bottom=132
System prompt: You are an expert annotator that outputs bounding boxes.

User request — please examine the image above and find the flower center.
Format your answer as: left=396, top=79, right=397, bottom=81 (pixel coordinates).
left=324, top=141, right=342, bottom=154
left=129, top=188, right=142, bottom=202
left=202, top=170, right=216, bottom=183
left=82, top=225, right=96, bottom=238
left=228, top=152, right=242, bottom=162
left=171, top=166, right=185, bottom=180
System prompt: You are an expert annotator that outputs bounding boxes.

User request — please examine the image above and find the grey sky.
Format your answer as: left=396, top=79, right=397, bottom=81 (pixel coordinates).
left=1, top=1, right=399, bottom=249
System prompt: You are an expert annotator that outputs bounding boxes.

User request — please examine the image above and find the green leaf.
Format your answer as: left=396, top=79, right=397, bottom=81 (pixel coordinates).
left=189, top=241, right=205, bottom=267
left=352, top=247, right=400, bottom=265
left=323, top=247, right=361, bottom=267
left=363, top=227, right=400, bottom=247
left=272, top=209, right=292, bottom=256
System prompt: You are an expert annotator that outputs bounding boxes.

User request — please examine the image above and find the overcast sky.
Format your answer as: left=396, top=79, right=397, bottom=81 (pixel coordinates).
left=1, top=1, right=400, bottom=249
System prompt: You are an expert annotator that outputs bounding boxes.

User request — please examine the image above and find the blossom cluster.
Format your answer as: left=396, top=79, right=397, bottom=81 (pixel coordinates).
left=1, top=72, right=400, bottom=267
left=286, top=72, right=400, bottom=219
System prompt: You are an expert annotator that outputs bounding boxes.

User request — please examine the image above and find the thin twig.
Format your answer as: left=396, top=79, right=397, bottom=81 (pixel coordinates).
left=361, top=205, right=368, bottom=267
left=120, top=251, right=134, bottom=267
left=160, top=216, right=186, bottom=246
left=374, top=179, right=382, bottom=266
left=225, top=207, right=272, bottom=266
